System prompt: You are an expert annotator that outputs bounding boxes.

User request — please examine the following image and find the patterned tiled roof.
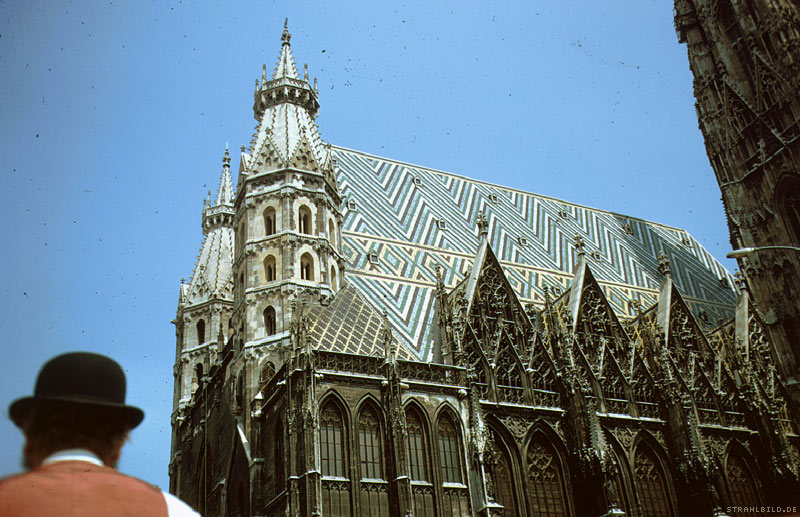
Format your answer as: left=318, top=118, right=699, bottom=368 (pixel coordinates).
left=305, top=284, right=415, bottom=360
left=334, top=146, right=736, bottom=361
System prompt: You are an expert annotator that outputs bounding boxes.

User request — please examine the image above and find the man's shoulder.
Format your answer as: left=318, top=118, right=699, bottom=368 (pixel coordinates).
left=163, top=491, right=201, bottom=517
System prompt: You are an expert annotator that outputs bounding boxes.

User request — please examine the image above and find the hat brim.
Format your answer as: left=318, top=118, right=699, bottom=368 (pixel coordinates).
left=9, top=396, right=145, bottom=430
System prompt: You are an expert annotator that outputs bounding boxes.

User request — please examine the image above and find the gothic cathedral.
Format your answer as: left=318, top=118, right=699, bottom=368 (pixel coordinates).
left=170, top=22, right=800, bottom=517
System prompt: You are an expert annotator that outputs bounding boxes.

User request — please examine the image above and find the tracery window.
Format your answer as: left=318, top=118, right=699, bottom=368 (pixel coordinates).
left=492, top=433, right=518, bottom=517
left=727, top=453, right=759, bottom=516
left=526, top=435, right=568, bottom=516
left=320, top=402, right=351, bottom=516
left=780, top=182, right=800, bottom=243
left=358, top=405, right=388, bottom=517
left=359, top=406, right=384, bottom=479
left=406, top=409, right=428, bottom=481
left=634, top=446, right=673, bottom=517
left=299, top=205, right=312, bottom=235
left=437, top=413, right=462, bottom=483
left=406, top=407, right=435, bottom=517
left=264, top=207, right=276, bottom=236
left=438, top=412, right=469, bottom=515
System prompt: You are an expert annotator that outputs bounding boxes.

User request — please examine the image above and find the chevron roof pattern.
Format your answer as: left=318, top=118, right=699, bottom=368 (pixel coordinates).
left=334, top=146, right=736, bottom=361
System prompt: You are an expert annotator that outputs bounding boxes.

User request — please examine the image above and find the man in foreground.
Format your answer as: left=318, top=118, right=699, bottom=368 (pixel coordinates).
left=0, top=351, right=200, bottom=516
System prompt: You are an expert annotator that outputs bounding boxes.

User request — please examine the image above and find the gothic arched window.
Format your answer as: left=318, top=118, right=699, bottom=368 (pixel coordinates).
left=634, top=445, right=673, bottom=517
left=359, top=405, right=384, bottom=480
left=299, top=205, right=312, bottom=235
left=264, top=207, right=276, bottom=236
left=406, top=407, right=435, bottom=517
left=526, top=435, right=568, bottom=516
left=493, top=434, right=518, bottom=517
left=437, top=411, right=469, bottom=515
left=320, top=401, right=351, bottom=516
left=196, top=319, right=206, bottom=345
left=301, top=253, right=314, bottom=281
left=264, top=255, right=277, bottom=282
left=779, top=180, right=800, bottom=243
left=358, top=405, right=388, bottom=516
left=263, top=306, right=276, bottom=336
left=329, top=219, right=336, bottom=246
left=437, top=413, right=463, bottom=484
left=331, top=266, right=338, bottom=291
left=726, top=453, right=759, bottom=515
left=274, top=419, right=285, bottom=494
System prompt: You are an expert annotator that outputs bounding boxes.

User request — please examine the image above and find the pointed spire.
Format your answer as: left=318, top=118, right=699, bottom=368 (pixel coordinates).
left=215, top=146, right=234, bottom=206
left=273, top=19, right=299, bottom=80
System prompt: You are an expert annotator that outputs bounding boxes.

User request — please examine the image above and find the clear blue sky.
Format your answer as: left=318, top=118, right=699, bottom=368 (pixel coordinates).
left=0, top=1, right=732, bottom=490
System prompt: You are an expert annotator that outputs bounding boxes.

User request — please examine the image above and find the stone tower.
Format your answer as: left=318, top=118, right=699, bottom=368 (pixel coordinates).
left=674, top=0, right=800, bottom=386
left=172, top=147, right=235, bottom=412
left=230, top=20, right=345, bottom=421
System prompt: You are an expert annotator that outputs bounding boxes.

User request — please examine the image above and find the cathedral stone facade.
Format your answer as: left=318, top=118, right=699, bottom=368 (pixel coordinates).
left=674, top=0, right=800, bottom=387
left=170, top=23, right=800, bottom=516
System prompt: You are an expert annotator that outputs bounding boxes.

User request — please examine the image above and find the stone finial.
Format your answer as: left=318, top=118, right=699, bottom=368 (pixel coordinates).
left=734, top=270, right=747, bottom=291
left=222, top=146, right=231, bottom=168
left=304, top=63, right=309, bottom=82
left=240, top=145, right=246, bottom=153
left=281, top=18, right=291, bottom=45
left=657, top=252, right=672, bottom=278
left=261, top=64, right=267, bottom=83
left=574, top=234, right=586, bottom=257
left=476, top=211, right=489, bottom=238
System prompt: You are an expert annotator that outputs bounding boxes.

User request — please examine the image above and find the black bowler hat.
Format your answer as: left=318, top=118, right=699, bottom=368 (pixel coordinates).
left=9, top=352, right=145, bottom=429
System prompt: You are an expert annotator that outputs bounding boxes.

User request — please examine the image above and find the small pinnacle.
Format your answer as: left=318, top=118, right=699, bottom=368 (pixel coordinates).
left=304, top=63, right=309, bottom=82
left=574, top=234, right=585, bottom=256
left=734, top=270, right=747, bottom=291
left=281, top=19, right=291, bottom=45
left=476, top=211, right=489, bottom=238
left=658, top=252, right=672, bottom=278
left=261, top=64, right=267, bottom=83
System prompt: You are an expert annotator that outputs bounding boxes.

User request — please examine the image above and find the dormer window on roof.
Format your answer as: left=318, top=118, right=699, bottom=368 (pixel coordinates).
left=488, top=193, right=499, bottom=204
left=368, top=252, right=380, bottom=264
left=437, top=219, right=448, bottom=230
left=347, top=199, right=358, bottom=211
left=518, top=236, right=528, bottom=246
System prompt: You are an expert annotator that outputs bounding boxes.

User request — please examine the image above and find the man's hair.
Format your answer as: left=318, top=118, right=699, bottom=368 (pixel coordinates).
left=20, top=403, right=131, bottom=468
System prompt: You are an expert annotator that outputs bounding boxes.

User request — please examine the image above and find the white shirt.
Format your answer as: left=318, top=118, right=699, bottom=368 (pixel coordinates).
left=43, top=449, right=201, bottom=517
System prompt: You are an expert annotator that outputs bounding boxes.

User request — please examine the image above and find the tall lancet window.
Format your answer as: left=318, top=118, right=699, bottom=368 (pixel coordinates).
left=526, top=435, right=568, bottom=516
left=329, top=219, right=336, bottom=246
left=264, top=255, right=276, bottom=282
left=358, top=405, right=388, bottom=517
left=437, top=411, right=469, bottom=515
left=264, top=207, right=276, bottom=236
left=196, top=319, right=206, bottom=345
left=299, top=205, right=312, bottom=235
left=320, top=402, right=351, bottom=516
left=726, top=453, right=759, bottom=516
left=263, top=306, right=276, bottom=336
left=634, top=446, right=672, bottom=517
left=300, top=253, right=314, bottom=281
left=406, top=407, right=434, bottom=517
left=492, top=432, right=519, bottom=517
